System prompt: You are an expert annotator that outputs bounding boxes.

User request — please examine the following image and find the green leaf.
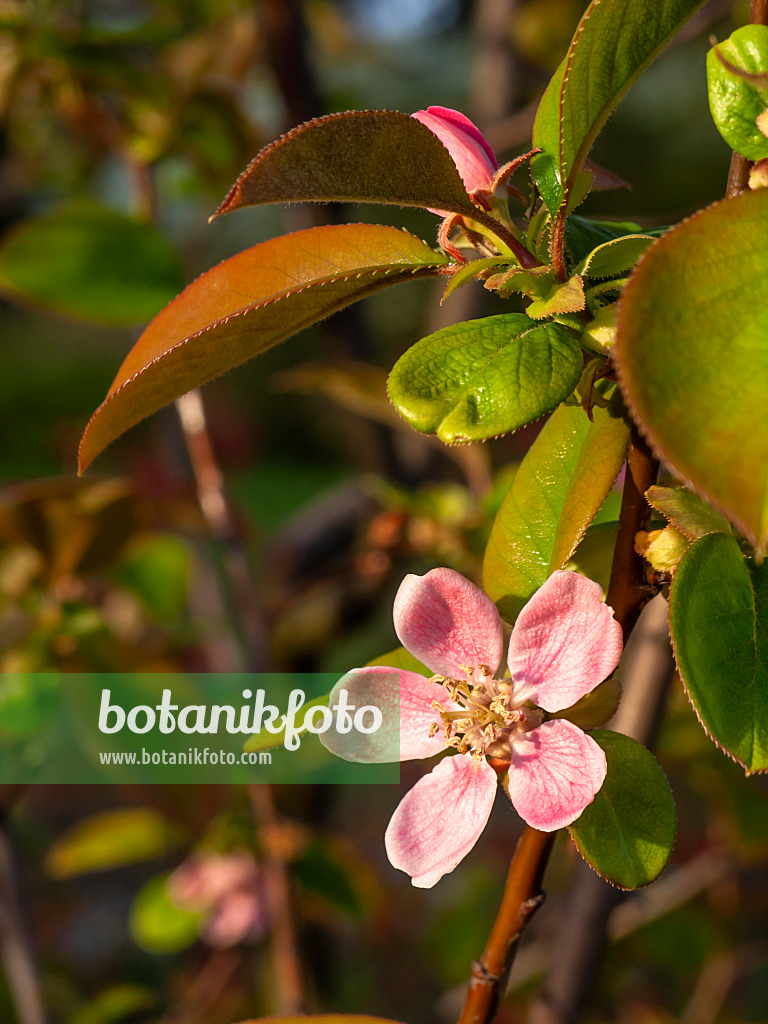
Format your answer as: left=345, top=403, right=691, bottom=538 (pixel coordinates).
left=114, top=533, right=192, bottom=622
left=707, top=26, right=768, bottom=161
left=79, top=223, right=448, bottom=471
left=563, top=216, right=647, bottom=268
left=70, top=984, right=154, bottom=1024
left=484, top=386, right=629, bottom=622
left=387, top=314, right=583, bottom=444
left=670, top=532, right=768, bottom=773
left=214, top=110, right=480, bottom=220
left=129, top=874, right=202, bottom=954
left=576, top=234, right=655, bottom=280
left=45, top=808, right=180, bottom=879
left=525, top=275, right=585, bottom=319
left=243, top=693, right=330, bottom=753
left=645, top=486, right=732, bottom=542
left=615, top=189, right=768, bottom=551
left=0, top=201, right=185, bottom=327
left=366, top=645, right=429, bottom=675
left=532, top=0, right=707, bottom=213
left=569, top=730, right=676, bottom=889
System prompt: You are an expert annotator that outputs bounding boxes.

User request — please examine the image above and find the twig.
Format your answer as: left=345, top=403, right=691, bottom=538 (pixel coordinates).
left=248, top=786, right=305, bottom=1015
left=605, top=427, right=659, bottom=639
left=457, top=828, right=555, bottom=1024
left=175, top=392, right=268, bottom=671
left=0, top=815, right=48, bottom=1024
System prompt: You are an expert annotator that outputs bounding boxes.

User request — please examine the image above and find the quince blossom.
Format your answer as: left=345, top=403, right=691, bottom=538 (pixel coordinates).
left=412, top=106, right=498, bottom=195
left=321, top=568, right=623, bottom=888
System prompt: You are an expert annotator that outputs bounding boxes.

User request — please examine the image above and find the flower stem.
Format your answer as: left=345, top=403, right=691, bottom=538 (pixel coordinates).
left=456, top=827, right=555, bottom=1024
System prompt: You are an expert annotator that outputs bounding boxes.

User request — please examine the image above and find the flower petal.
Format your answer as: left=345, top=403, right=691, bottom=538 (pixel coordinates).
left=505, top=719, right=607, bottom=831
left=507, top=570, right=623, bottom=712
left=319, top=666, right=458, bottom=763
left=394, top=567, right=504, bottom=679
left=385, top=753, right=497, bottom=887
left=412, top=107, right=497, bottom=193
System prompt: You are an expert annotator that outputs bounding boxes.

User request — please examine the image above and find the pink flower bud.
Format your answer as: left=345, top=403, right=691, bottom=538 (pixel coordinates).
left=412, top=106, right=497, bottom=194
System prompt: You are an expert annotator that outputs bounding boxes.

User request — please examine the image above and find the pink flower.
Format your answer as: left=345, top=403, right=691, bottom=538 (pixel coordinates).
left=412, top=106, right=498, bottom=194
left=167, top=851, right=268, bottom=948
left=321, top=569, right=623, bottom=888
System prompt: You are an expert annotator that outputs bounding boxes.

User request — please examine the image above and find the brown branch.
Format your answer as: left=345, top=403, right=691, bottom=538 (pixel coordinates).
left=248, top=786, right=305, bottom=1015
left=605, top=426, right=659, bottom=639
left=457, top=828, right=555, bottom=1024
left=0, top=815, right=49, bottom=1024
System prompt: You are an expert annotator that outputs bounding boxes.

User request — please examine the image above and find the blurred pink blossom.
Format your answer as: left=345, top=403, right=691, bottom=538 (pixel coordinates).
left=167, top=851, right=268, bottom=948
left=322, top=569, right=622, bottom=888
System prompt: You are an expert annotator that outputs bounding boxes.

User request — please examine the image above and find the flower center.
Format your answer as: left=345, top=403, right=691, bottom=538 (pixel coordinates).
left=429, top=665, right=543, bottom=761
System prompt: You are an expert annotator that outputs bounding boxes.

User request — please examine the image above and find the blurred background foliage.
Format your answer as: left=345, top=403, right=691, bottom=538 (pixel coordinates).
left=0, top=1, right=767, bottom=1023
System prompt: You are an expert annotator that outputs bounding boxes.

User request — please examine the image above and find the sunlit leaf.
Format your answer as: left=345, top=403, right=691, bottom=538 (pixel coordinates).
left=576, top=235, right=655, bottom=280
left=616, top=189, right=768, bottom=550
left=670, top=533, right=768, bottom=773
left=45, top=808, right=180, bottom=878
left=129, top=874, right=201, bottom=954
left=707, top=26, right=768, bottom=161
left=483, top=386, right=629, bottom=622
left=388, top=314, right=583, bottom=444
left=214, top=110, right=480, bottom=219
left=79, top=224, right=448, bottom=471
left=0, top=201, right=185, bottom=327
left=645, top=486, right=732, bottom=541
left=532, top=0, right=707, bottom=214
left=569, top=730, right=676, bottom=889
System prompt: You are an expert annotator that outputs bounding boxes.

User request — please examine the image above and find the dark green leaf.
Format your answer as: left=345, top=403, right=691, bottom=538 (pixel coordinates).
left=707, top=26, right=768, bottom=161
left=616, top=189, right=768, bottom=550
left=670, top=533, right=768, bottom=773
left=0, top=201, right=185, bottom=327
left=387, top=314, right=583, bottom=444
left=569, top=730, right=676, bottom=889
left=484, top=386, right=629, bottom=622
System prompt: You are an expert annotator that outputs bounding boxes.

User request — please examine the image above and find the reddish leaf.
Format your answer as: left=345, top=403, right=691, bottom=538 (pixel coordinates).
left=214, top=110, right=480, bottom=219
left=79, top=223, right=448, bottom=472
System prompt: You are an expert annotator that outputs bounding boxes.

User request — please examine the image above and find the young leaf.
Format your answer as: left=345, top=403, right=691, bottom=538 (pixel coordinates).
left=0, top=200, right=185, bottom=327
left=616, top=189, right=768, bottom=551
left=483, top=386, right=629, bottom=623
left=670, top=532, right=768, bottom=774
left=387, top=313, right=583, bottom=444
left=568, top=730, right=676, bottom=890
left=79, top=224, right=448, bottom=471
left=645, top=486, right=732, bottom=542
left=214, top=110, right=480, bottom=220
left=576, top=234, right=655, bottom=280
left=707, top=26, right=768, bottom=161
left=531, top=0, right=707, bottom=214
